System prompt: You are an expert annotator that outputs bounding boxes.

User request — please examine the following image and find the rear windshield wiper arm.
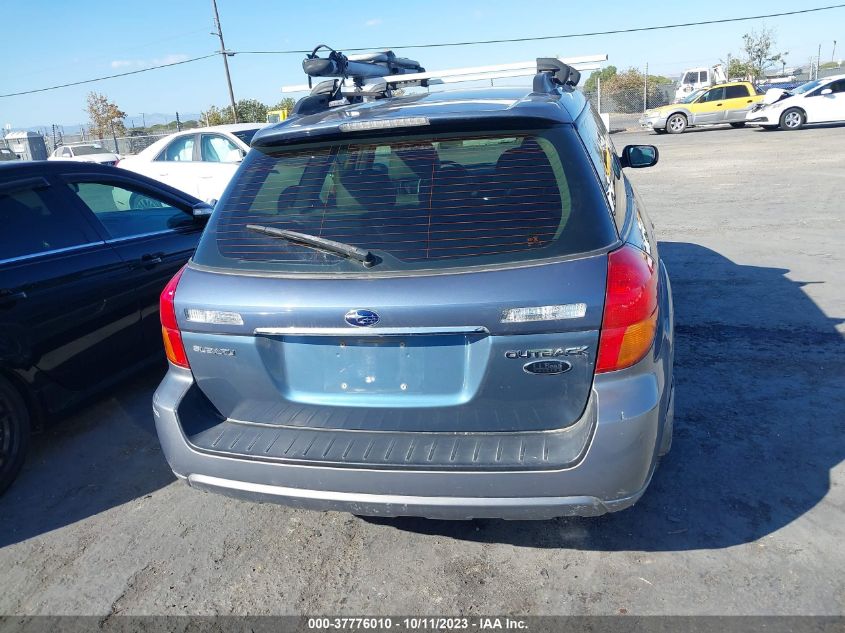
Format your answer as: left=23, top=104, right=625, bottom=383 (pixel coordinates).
left=245, top=224, right=377, bottom=268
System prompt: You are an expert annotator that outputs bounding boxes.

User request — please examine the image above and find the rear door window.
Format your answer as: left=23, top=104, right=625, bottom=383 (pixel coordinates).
left=725, top=85, right=751, bottom=99
left=200, top=134, right=242, bottom=163
left=0, top=184, right=97, bottom=260
left=66, top=181, right=193, bottom=239
left=194, top=127, right=616, bottom=274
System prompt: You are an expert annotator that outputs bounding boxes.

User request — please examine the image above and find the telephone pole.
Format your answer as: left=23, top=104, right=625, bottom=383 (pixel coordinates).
left=211, top=0, right=238, bottom=123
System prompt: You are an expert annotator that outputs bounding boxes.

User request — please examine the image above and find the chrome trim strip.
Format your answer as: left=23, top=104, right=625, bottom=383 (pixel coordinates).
left=105, top=229, right=179, bottom=244
left=254, top=326, right=489, bottom=337
left=0, top=241, right=106, bottom=265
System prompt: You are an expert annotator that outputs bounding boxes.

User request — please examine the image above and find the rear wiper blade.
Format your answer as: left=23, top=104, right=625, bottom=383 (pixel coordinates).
left=245, top=224, right=377, bottom=268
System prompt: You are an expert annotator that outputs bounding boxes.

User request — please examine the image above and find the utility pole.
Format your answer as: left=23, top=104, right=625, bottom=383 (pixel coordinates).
left=110, top=121, right=119, bottom=154
left=833, top=40, right=838, bottom=63
left=211, top=0, right=238, bottom=123
left=643, top=62, right=648, bottom=113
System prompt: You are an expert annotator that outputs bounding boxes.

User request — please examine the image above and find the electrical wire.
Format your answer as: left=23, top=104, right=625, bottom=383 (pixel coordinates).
left=0, top=53, right=217, bottom=98
left=2, top=3, right=842, bottom=98
left=233, top=4, right=845, bottom=54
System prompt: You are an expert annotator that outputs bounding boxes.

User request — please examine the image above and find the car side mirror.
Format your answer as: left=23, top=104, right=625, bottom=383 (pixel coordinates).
left=620, top=145, right=659, bottom=169
left=192, top=200, right=215, bottom=218
left=820, top=88, right=833, bottom=96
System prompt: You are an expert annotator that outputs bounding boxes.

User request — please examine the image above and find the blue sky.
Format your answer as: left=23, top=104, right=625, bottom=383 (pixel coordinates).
left=2, top=0, right=843, bottom=128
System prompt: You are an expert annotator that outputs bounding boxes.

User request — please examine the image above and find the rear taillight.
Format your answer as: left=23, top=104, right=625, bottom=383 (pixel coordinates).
left=160, top=266, right=189, bottom=368
left=596, top=246, right=659, bottom=373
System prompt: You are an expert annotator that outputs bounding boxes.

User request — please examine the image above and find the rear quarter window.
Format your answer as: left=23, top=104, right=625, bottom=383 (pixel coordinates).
left=194, top=126, right=616, bottom=274
left=0, top=186, right=95, bottom=260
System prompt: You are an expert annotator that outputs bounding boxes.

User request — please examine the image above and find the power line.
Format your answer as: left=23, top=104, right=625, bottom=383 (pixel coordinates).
left=0, top=53, right=217, bottom=98
left=2, top=3, right=843, bottom=99
left=232, top=4, right=845, bottom=55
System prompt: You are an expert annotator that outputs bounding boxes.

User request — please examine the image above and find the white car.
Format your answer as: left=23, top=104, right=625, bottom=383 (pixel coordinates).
left=118, top=123, right=262, bottom=203
left=48, top=143, right=120, bottom=165
left=746, top=74, right=845, bottom=130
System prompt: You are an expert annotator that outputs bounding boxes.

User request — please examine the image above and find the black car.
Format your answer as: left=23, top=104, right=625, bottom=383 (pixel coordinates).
left=0, top=161, right=211, bottom=493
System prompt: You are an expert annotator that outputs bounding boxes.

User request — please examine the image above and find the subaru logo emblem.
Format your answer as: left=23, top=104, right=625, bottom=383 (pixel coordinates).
left=345, top=309, right=380, bottom=327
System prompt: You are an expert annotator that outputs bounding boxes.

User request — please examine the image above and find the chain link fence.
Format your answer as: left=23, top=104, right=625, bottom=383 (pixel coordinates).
left=581, top=76, right=676, bottom=132
left=43, top=130, right=173, bottom=157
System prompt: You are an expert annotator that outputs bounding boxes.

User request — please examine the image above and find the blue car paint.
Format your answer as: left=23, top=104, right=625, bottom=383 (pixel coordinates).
left=151, top=86, right=675, bottom=519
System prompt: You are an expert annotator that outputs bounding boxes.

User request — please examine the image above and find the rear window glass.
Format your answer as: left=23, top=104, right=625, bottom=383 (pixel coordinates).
left=725, top=85, right=750, bottom=98
left=194, top=126, right=615, bottom=274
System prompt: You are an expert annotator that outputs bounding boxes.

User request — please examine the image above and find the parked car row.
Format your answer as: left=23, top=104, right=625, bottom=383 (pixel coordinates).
left=640, top=74, right=845, bottom=133
left=1, top=53, right=676, bottom=519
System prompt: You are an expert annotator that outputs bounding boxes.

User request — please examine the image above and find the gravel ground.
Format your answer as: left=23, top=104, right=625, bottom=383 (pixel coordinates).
left=1, top=124, right=843, bottom=616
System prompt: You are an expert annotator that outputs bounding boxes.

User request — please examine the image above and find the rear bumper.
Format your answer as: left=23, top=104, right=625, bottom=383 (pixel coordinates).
left=185, top=472, right=650, bottom=519
left=153, top=349, right=673, bottom=519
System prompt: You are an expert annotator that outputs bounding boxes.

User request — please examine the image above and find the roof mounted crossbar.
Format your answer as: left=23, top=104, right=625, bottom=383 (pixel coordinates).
left=534, top=58, right=581, bottom=91
left=285, top=47, right=606, bottom=117
left=302, top=45, right=424, bottom=88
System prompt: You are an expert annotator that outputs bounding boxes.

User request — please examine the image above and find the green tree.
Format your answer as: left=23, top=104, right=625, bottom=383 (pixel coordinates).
left=235, top=99, right=268, bottom=123
left=85, top=91, right=126, bottom=139
left=271, top=97, right=297, bottom=113
left=723, top=57, right=755, bottom=80
left=201, top=105, right=234, bottom=126
left=202, top=99, right=273, bottom=125
left=604, top=68, right=666, bottom=113
left=584, top=65, right=618, bottom=92
left=741, top=28, right=788, bottom=79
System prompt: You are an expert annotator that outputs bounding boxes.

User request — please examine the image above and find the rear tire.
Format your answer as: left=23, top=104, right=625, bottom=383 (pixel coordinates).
left=780, top=108, right=805, bottom=130
left=666, top=113, right=687, bottom=134
left=729, top=122, right=746, bottom=128
left=0, top=377, right=30, bottom=496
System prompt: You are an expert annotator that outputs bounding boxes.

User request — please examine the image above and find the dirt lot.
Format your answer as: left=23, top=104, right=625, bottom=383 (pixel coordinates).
left=1, top=123, right=843, bottom=616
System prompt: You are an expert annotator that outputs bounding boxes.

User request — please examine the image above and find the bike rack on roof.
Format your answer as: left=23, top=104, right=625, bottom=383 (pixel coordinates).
left=284, top=46, right=607, bottom=117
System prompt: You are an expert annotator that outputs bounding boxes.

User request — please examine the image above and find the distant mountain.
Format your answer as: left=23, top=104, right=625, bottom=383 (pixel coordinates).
left=20, top=112, right=204, bottom=134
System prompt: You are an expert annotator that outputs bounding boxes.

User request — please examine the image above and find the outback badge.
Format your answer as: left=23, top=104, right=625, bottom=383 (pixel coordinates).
left=523, top=360, right=572, bottom=375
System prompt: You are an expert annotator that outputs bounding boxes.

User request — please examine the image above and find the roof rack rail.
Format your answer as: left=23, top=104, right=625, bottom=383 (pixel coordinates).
left=284, top=47, right=607, bottom=117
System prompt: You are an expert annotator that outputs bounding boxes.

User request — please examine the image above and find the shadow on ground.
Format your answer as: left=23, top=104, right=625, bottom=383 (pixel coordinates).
left=363, top=241, right=845, bottom=550
left=0, top=369, right=173, bottom=548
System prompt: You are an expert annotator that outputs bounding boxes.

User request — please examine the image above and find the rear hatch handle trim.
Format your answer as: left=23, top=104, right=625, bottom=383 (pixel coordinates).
left=254, top=326, right=490, bottom=337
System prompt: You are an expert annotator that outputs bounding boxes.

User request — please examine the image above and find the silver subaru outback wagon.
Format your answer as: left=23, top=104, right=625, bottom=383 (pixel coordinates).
left=152, top=55, right=674, bottom=519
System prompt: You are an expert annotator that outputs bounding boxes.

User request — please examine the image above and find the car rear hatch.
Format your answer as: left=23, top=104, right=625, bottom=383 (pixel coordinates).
left=172, top=122, right=619, bottom=466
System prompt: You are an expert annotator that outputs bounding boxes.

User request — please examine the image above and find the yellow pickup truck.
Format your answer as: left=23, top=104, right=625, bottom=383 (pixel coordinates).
left=640, top=81, right=765, bottom=134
